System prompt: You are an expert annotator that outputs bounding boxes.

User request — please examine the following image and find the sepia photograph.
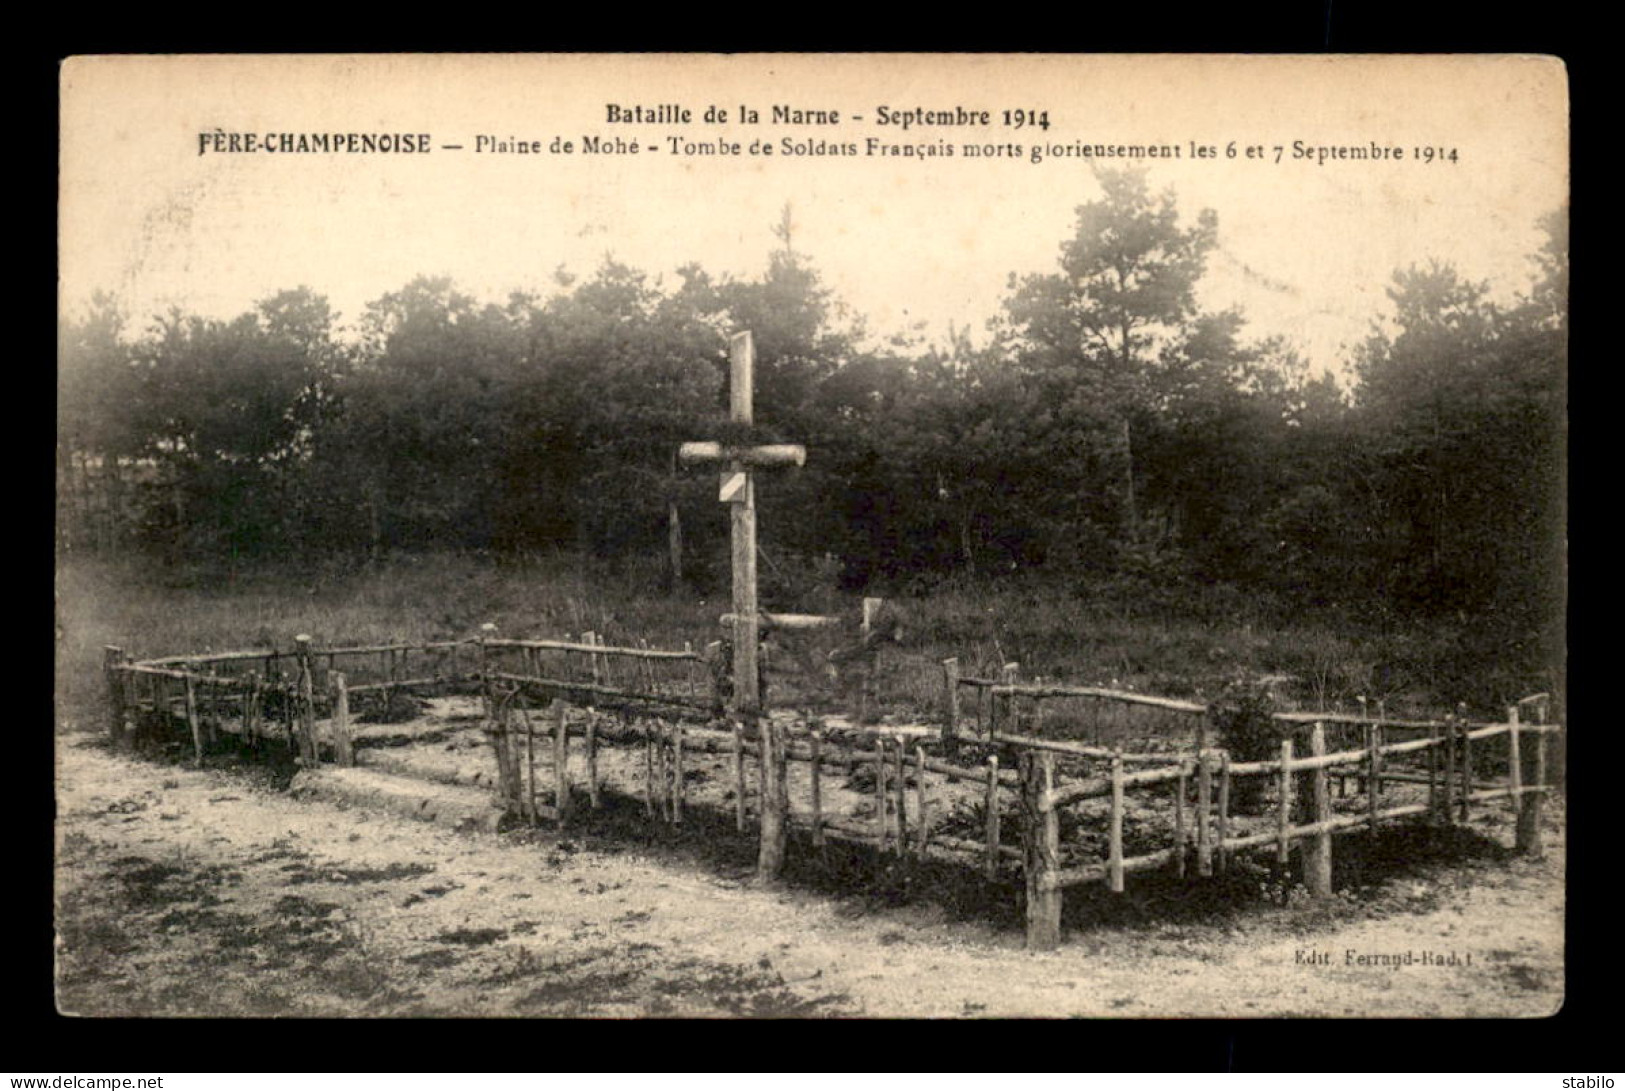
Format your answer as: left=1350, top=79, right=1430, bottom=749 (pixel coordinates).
left=55, top=53, right=1567, bottom=1019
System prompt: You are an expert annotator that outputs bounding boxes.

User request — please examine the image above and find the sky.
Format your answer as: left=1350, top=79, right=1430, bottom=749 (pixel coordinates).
left=59, top=54, right=1569, bottom=380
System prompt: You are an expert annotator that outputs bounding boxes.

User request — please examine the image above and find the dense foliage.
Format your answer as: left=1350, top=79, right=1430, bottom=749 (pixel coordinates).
left=58, top=176, right=1566, bottom=685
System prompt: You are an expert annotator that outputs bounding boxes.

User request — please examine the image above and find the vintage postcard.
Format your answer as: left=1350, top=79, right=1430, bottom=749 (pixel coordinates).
left=57, top=54, right=1567, bottom=1019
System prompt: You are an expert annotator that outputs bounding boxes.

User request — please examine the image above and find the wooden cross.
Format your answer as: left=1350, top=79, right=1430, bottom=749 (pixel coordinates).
left=678, top=331, right=805, bottom=717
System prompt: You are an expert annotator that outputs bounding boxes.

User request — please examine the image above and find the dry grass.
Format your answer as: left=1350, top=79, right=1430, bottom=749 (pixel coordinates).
left=55, top=549, right=1538, bottom=739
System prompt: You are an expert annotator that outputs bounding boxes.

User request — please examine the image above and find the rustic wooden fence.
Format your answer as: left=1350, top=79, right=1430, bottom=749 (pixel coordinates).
left=939, top=663, right=1559, bottom=948
left=103, top=633, right=1561, bottom=953
left=102, top=634, right=484, bottom=766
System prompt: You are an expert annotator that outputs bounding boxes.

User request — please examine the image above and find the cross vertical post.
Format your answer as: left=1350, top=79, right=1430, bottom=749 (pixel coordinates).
left=729, top=330, right=760, bottom=717
left=679, top=330, right=807, bottom=884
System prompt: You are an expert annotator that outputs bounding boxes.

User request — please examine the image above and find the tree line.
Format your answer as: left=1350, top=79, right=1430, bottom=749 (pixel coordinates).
left=58, top=170, right=1566, bottom=673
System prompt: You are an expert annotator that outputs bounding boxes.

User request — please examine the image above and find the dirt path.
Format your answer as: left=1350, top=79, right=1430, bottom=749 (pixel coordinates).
left=54, top=735, right=1564, bottom=1018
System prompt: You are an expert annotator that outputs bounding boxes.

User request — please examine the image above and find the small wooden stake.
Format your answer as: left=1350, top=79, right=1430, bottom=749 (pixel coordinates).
left=1109, top=754, right=1125, bottom=893
left=1303, top=722, right=1333, bottom=898
left=332, top=672, right=354, bottom=767
left=984, top=754, right=1001, bottom=880
left=1278, top=738, right=1294, bottom=865
left=942, top=658, right=961, bottom=752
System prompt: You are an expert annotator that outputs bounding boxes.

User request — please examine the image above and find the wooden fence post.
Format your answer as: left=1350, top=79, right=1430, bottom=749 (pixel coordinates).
left=706, top=641, right=725, bottom=716
left=553, top=698, right=572, bottom=824
left=183, top=675, right=203, bottom=764
left=653, top=721, right=669, bottom=822
left=103, top=646, right=128, bottom=746
left=893, top=734, right=909, bottom=857
left=478, top=624, right=510, bottom=807
left=915, top=745, right=929, bottom=855
left=1427, top=722, right=1441, bottom=821
left=810, top=727, right=825, bottom=847
left=244, top=672, right=261, bottom=750
left=1022, top=750, right=1062, bottom=950
left=984, top=755, right=1001, bottom=880
left=1441, top=716, right=1458, bottom=827
left=756, top=715, right=788, bottom=882
left=584, top=632, right=601, bottom=686
left=1366, top=722, right=1380, bottom=834
left=1458, top=704, right=1472, bottom=824
left=858, top=597, right=884, bottom=726
left=1109, top=754, right=1125, bottom=893
left=1000, top=662, right=1020, bottom=734
left=733, top=720, right=748, bottom=832
left=1278, top=738, right=1294, bottom=866
left=1173, top=763, right=1188, bottom=878
left=519, top=702, right=535, bottom=824
left=585, top=710, right=600, bottom=809
left=294, top=634, right=318, bottom=765
left=1216, top=752, right=1231, bottom=875
left=1507, top=704, right=1523, bottom=806
left=332, top=672, right=354, bottom=767
left=643, top=719, right=657, bottom=819
left=873, top=734, right=889, bottom=851
left=942, top=658, right=960, bottom=754
left=1303, top=721, right=1333, bottom=898
left=671, top=720, right=685, bottom=826
left=1196, top=750, right=1213, bottom=877
left=1516, top=707, right=1546, bottom=859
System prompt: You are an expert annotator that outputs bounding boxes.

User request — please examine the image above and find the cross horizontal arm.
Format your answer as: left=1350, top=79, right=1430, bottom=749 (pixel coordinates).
left=719, top=612, right=843, bottom=631
left=678, top=442, right=806, bottom=468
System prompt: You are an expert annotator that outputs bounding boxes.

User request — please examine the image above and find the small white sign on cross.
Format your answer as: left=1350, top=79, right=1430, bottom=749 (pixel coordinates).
left=719, top=471, right=748, bottom=504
